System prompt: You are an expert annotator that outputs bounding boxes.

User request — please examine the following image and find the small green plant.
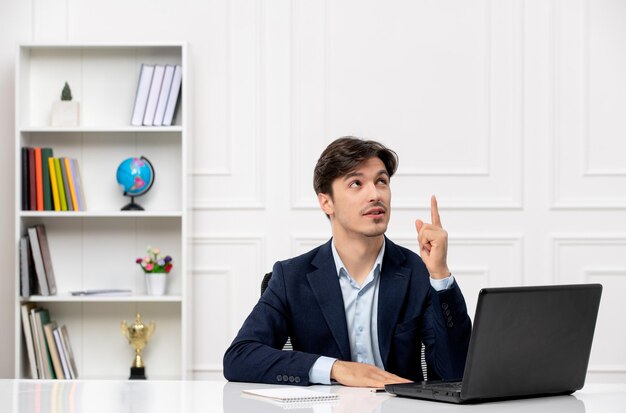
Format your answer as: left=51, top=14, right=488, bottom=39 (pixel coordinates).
left=61, top=82, right=72, bottom=101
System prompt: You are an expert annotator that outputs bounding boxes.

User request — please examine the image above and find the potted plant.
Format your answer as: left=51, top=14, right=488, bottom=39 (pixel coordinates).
left=136, top=246, right=173, bottom=296
left=51, top=81, right=80, bottom=126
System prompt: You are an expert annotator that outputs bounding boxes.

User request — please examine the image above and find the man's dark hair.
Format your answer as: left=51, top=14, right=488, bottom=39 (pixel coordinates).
left=313, top=136, right=399, bottom=196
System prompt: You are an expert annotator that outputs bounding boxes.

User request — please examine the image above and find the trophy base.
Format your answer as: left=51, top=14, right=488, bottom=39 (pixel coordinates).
left=129, top=367, right=146, bottom=380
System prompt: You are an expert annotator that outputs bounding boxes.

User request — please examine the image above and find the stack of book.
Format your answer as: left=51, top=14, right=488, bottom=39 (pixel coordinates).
left=131, top=63, right=182, bottom=126
left=20, top=303, right=78, bottom=379
left=20, top=224, right=56, bottom=297
left=21, top=147, right=86, bottom=212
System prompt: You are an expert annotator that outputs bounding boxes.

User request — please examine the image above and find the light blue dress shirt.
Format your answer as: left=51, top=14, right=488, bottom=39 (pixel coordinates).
left=308, top=240, right=455, bottom=384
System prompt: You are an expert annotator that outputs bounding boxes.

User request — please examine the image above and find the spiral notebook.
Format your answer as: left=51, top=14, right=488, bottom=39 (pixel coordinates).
left=242, top=388, right=339, bottom=404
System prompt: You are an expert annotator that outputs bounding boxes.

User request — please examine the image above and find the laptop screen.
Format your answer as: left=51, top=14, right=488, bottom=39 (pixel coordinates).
left=461, top=284, right=602, bottom=401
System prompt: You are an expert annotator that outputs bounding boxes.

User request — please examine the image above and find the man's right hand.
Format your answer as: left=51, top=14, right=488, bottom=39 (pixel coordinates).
left=330, top=360, right=412, bottom=388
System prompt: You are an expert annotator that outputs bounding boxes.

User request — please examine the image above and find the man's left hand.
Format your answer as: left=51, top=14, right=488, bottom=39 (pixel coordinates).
left=415, top=195, right=451, bottom=279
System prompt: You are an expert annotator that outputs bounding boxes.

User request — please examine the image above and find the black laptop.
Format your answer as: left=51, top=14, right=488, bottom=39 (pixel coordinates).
left=385, top=284, right=602, bottom=404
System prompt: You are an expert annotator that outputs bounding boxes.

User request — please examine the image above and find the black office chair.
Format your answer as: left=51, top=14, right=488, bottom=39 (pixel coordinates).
left=261, top=272, right=293, bottom=351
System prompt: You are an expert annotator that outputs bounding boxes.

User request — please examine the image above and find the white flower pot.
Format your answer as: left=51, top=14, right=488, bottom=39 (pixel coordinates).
left=145, top=273, right=167, bottom=296
left=51, top=101, right=80, bottom=127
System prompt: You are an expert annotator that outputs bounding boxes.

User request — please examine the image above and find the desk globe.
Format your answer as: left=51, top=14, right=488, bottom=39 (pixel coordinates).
left=116, top=156, right=155, bottom=211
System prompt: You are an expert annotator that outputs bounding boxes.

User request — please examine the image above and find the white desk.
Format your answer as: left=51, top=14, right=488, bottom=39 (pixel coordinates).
left=4, top=379, right=626, bottom=413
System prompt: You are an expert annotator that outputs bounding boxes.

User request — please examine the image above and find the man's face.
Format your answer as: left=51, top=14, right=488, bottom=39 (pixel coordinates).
left=318, top=157, right=391, bottom=239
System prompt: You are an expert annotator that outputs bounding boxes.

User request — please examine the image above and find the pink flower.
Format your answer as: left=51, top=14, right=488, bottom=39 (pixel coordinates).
left=145, top=263, right=154, bottom=271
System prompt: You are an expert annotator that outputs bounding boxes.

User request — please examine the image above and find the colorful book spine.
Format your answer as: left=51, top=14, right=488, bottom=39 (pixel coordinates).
left=54, top=158, right=68, bottom=211
left=34, top=148, right=43, bottom=211
left=28, top=148, right=36, bottom=210
left=59, top=158, right=73, bottom=212
left=64, top=158, right=79, bottom=211
left=41, top=148, right=54, bottom=210
left=21, top=147, right=29, bottom=210
left=48, top=158, right=60, bottom=211
left=69, top=159, right=85, bottom=211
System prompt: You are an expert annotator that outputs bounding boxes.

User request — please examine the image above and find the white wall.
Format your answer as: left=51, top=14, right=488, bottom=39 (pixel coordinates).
left=1, top=0, right=625, bottom=381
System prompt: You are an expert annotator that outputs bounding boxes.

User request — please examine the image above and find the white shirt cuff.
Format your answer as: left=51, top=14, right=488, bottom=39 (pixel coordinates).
left=430, top=275, right=455, bottom=291
left=308, top=356, right=337, bottom=385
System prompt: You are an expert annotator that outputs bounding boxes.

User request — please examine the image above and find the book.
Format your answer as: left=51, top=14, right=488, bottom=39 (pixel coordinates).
left=48, top=157, right=61, bottom=211
left=35, top=225, right=57, bottom=295
left=19, top=236, right=35, bottom=297
left=59, top=325, right=78, bottom=379
left=69, top=159, right=86, bottom=211
left=21, top=147, right=29, bottom=210
left=20, top=303, right=39, bottom=379
left=28, top=148, right=36, bottom=210
left=241, top=388, right=339, bottom=404
left=162, top=64, right=182, bottom=126
left=28, top=226, right=49, bottom=296
left=54, top=158, right=68, bottom=211
left=70, top=289, right=132, bottom=296
left=41, top=148, right=53, bottom=210
left=29, top=308, right=44, bottom=378
left=19, top=236, right=28, bottom=297
left=34, top=147, right=43, bottom=211
left=131, top=64, right=155, bottom=126
left=44, top=321, right=65, bottom=379
left=153, top=64, right=175, bottom=126
left=143, top=64, right=166, bottom=125
left=53, top=327, right=71, bottom=379
left=34, top=309, right=56, bottom=379
left=59, top=159, right=74, bottom=211
left=64, top=158, right=79, bottom=211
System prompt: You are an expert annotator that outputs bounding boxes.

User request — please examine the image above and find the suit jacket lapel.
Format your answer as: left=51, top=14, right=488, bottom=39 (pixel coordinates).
left=307, top=240, right=351, bottom=361
left=377, top=238, right=411, bottom=367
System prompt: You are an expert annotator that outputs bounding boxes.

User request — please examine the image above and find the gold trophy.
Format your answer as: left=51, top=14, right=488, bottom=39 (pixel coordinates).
left=121, top=313, right=155, bottom=380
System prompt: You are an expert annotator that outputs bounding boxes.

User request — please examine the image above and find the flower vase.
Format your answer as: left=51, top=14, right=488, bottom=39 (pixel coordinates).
left=145, top=273, right=167, bottom=296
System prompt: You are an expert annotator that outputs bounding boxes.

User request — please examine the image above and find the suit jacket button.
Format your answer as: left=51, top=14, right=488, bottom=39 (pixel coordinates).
left=295, top=377, right=301, bottom=383
left=283, top=375, right=289, bottom=382
left=276, top=375, right=282, bottom=382
left=289, top=376, right=295, bottom=382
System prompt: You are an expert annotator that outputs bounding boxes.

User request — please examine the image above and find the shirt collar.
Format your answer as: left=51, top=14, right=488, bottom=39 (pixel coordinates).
left=331, top=238, right=386, bottom=278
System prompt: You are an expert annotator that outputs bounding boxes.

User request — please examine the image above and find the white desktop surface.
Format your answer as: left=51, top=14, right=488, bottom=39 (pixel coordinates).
left=3, top=379, right=625, bottom=412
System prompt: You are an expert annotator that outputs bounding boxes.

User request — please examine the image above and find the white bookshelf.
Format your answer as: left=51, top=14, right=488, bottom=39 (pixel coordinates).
left=14, top=43, right=189, bottom=380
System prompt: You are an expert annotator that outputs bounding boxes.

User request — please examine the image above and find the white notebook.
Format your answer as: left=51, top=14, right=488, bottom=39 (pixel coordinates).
left=242, top=388, right=339, bottom=403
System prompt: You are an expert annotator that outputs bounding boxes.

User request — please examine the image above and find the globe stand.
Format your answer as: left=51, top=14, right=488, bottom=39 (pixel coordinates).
left=121, top=195, right=144, bottom=211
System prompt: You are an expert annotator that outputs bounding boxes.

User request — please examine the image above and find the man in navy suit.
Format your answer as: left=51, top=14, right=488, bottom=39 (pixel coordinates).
left=223, top=137, right=471, bottom=387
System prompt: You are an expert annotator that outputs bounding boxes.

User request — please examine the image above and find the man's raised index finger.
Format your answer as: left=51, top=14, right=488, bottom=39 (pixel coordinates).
left=431, top=195, right=442, bottom=227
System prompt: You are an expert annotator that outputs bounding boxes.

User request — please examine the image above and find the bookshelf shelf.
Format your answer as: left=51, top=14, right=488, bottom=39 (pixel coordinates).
left=20, top=126, right=183, bottom=133
left=20, top=211, right=183, bottom=218
left=25, top=295, right=183, bottom=303
left=14, top=43, right=189, bottom=381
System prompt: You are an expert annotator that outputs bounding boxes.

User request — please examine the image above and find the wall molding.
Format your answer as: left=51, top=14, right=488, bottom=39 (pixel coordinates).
left=192, top=0, right=265, bottom=210
left=289, top=0, right=523, bottom=210
left=551, top=0, right=626, bottom=209
left=551, top=235, right=626, bottom=283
